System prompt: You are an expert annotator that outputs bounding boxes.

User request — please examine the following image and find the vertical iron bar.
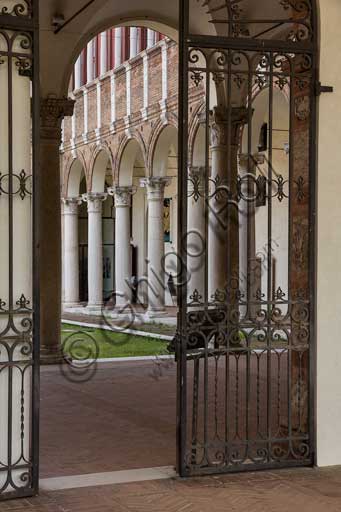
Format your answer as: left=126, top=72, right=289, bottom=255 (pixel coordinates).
left=7, top=29, right=13, bottom=488
left=224, top=47, right=232, bottom=466
left=266, top=51, right=274, bottom=462
left=177, top=0, right=189, bottom=477
left=32, top=0, right=40, bottom=495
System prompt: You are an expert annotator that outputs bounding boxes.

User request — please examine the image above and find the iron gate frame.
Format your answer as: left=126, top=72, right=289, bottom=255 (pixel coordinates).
left=177, top=0, right=318, bottom=478
left=0, top=0, right=40, bottom=500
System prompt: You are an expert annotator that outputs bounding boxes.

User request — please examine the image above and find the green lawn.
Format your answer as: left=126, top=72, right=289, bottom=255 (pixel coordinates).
left=61, top=323, right=171, bottom=359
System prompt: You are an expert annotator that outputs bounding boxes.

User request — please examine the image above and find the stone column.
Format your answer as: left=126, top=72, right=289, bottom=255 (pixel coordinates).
left=100, top=31, right=107, bottom=76
left=62, top=197, right=82, bottom=308
left=108, top=186, right=134, bottom=306
left=40, top=97, right=75, bottom=363
left=208, top=108, right=228, bottom=300
left=187, top=166, right=206, bottom=303
left=141, top=177, right=171, bottom=316
left=208, top=106, right=248, bottom=302
left=238, top=153, right=264, bottom=318
left=83, top=193, right=107, bottom=309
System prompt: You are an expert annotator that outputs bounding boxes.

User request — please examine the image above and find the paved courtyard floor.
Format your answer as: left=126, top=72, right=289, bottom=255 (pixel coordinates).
left=23, top=360, right=340, bottom=511
left=4, top=467, right=341, bottom=511
left=40, top=360, right=177, bottom=477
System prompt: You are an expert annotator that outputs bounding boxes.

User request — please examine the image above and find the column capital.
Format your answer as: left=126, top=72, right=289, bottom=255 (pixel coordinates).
left=108, top=186, right=136, bottom=207
left=82, top=192, right=107, bottom=213
left=210, top=106, right=249, bottom=148
left=41, top=96, right=75, bottom=140
left=140, top=177, right=171, bottom=201
left=62, top=196, right=82, bottom=214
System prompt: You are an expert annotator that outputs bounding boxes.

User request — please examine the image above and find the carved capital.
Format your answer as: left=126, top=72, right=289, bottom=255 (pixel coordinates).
left=40, top=96, right=75, bottom=140
left=140, top=177, right=171, bottom=201
left=108, top=186, right=136, bottom=207
left=62, top=196, right=82, bottom=215
left=82, top=192, right=107, bottom=213
left=210, top=106, right=249, bottom=148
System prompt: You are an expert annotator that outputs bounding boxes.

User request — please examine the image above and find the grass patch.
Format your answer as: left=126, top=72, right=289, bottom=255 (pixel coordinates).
left=61, top=323, right=170, bottom=359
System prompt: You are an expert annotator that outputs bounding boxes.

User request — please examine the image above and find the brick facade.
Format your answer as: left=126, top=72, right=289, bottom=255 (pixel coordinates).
left=61, top=37, right=203, bottom=193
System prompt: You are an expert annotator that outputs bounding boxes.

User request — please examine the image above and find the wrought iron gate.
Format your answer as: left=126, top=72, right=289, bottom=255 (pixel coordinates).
left=177, top=0, right=317, bottom=476
left=0, top=0, right=39, bottom=500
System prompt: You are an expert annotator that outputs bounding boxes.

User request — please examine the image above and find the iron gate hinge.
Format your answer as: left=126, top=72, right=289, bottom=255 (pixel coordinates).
left=316, top=82, right=334, bottom=96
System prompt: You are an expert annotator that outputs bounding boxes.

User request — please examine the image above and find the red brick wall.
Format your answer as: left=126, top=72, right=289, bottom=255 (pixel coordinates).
left=115, top=70, right=126, bottom=119
left=131, top=60, right=143, bottom=113
left=101, top=79, right=111, bottom=127
left=167, top=43, right=178, bottom=100
left=148, top=49, right=162, bottom=105
left=87, top=86, right=97, bottom=133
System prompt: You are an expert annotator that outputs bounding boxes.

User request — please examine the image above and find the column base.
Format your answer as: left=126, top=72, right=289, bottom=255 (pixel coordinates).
left=86, top=303, right=104, bottom=313
left=63, top=301, right=82, bottom=310
left=40, top=345, right=65, bottom=365
left=145, top=308, right=167, bottom=319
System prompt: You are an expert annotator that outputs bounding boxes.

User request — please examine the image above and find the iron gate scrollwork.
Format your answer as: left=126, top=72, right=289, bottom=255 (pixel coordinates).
left=0, top=0, right=40, bottom=500
left=177, top=0, right=317, bottom=476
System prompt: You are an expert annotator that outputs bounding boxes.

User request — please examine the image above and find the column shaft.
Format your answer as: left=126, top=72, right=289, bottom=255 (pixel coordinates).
left=63, top=197, right=81, bottom=307
left=40, top=97, right=75, bottom=363
left=109, top=187, right=134, bottom=306
left=141, top=177, right=170, bottom=316
left=187, top=166, right=206, bottom=303
left=85, top=193, right=107, bottom=308
left=239, top=154, right=263, bottom=318
left=208, top=107, right=248, bottom=301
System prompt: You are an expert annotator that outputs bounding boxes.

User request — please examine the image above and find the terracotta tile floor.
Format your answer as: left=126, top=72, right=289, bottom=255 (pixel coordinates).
left=2, top=361, right=338, bottom=510
left=40, top=361, right=177, bottom=478
left=4, top=467, right=341, bottom=511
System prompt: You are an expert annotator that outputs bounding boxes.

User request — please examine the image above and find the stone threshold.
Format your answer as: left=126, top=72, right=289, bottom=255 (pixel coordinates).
left=40, top=466, right=177, bottom=492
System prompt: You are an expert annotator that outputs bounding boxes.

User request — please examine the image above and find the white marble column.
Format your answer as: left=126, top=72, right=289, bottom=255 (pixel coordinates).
left=141, top=177, right=171, bottom=316
left=208, top=107, right=248, bottom=301
left=208, top=109, right=228, bottom=300
left=187, top=166, right=206, bottom=303
left=114, top=28, right=122, bottom=67
left=130, top=27, right=138, bottom=59
left=74, top=56, right=81, bottom=89
left=108, top=187, right=134, bottom=306
left=83, top=193, right=107, bottom=309
left=100, top=31, right=107, bottom=76
left=87, top=39, right=94, bottom=83
left=62, top=197, right=82, bottom=307
left=239, top=153, right=264, bottom=318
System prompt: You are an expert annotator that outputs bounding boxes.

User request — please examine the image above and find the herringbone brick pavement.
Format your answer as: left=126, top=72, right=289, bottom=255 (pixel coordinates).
left=3, top=467, right=341, bottom=512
